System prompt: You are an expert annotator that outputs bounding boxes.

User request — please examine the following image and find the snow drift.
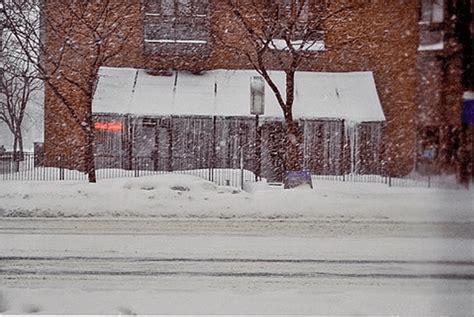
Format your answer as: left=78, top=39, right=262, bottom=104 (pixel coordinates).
left=0, top=174, right=472, bottom=222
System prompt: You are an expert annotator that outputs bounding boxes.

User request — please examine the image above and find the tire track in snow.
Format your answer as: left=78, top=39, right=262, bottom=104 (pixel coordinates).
left=0, top=255, right=473, bottom=266
left=1, top=256, right=473, bottom=281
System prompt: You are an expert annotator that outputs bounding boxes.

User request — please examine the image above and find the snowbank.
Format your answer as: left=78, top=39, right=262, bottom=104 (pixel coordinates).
left=0, top=174, right=472, bottom=222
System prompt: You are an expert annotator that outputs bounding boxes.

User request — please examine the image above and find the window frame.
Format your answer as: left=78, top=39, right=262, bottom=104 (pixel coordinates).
left=419, top=0, right=444, bottom=24
left=269, top=0, right=326, bottom=51
left=144, top=0, right=209, bottom=44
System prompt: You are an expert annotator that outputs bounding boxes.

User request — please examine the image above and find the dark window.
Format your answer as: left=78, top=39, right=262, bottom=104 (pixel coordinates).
left=419, top=29, right=444, bottom=46
left=144, top=0, right=209, bottom=43
left=278, top=0, right=310, bottom=19
left=270, top=0, right=325, bottom=49
left=418, top=126, right=440, bottom=161
left=420, top=0, right=444, bottom=23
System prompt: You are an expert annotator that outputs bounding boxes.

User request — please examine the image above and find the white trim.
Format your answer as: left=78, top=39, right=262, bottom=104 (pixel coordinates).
left=145, top=39, right=208, bottom=44
left=270, top=39, right=325, bottom=51
left=418, top=41, right=444, bottom=51
left=145, top=13, right=208, bottom=18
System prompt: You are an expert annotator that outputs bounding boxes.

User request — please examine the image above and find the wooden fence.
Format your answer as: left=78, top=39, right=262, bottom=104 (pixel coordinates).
left=93, top=114, right=385, bottom=182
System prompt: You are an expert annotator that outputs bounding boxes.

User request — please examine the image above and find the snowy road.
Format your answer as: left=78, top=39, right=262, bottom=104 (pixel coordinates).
left=0, top=218, right=473, bottom=314
left=2, top=255, right=473, bottom=280
left=0, top=217, right=473, bottom=238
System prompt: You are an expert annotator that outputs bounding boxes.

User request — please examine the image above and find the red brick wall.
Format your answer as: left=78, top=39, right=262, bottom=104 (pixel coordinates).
left=43, top=0, right=144, bottom=165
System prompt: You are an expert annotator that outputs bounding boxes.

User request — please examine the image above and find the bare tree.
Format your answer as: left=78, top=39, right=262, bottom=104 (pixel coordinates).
left=217, top=0, right=359, bottom=172
left=0, top=30, right=40, bottom=161
left=1, top=0, right=136, bottom=182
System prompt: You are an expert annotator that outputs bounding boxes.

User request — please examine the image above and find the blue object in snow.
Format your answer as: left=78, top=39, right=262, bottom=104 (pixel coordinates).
left=284, top=170, right=313, bottom=189
left=462, top=98, right=474, bottom=124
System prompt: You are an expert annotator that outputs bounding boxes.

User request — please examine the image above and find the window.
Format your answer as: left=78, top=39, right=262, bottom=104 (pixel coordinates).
left=277, top=0, right=310, bottom=19
left=270, top=0, right=325, bottom=51
left=93, top=118, right=125, bottom=167
left=420, top=0, right=444, bottom=23
left=144, top=0, right=209, bottom=45
left=418, top=0, right=444, bottom=50
left=418, top=30, right=444, bottom=50
left=418, top=126, right=439, bottom=161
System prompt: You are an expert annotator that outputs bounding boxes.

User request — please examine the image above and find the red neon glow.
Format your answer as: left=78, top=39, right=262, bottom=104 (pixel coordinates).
left=94, top=122, right=123, bottom=132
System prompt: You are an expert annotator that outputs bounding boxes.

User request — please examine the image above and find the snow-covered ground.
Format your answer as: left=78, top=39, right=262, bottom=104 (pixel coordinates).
left=1, top=173, right=472, bottom=314
left=1, top=280, right=472, bottom=315
left=0, top=232, right=473, bottom=315
left=0, top=173, right=472, bottom=222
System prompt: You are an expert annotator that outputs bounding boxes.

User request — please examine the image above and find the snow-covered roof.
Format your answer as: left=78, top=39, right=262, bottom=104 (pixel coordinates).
left=93, top=67, right=385, bottom=122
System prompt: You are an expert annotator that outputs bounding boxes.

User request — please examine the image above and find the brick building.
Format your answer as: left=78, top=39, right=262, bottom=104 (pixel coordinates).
left=39, top=0, right=470, bottom=178
left=416, top=0, right=473, bottom=177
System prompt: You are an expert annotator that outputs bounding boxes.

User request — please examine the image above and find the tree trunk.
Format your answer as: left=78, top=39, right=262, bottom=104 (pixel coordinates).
left=284, top=116, right=302, bottom=171
left=17, top=127, right=24, bottom=160
left=85, top=129, right=96, bottom=183
left=11, top=132, right=19, bottom=172
left=12, top=132, right=18, bottom=161
left=283, top=71, right=301, bottom=172
left=84, top=85, right=97, bottom=183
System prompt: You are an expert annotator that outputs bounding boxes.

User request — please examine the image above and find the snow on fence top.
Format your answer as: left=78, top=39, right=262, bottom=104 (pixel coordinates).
left=92, top=67, right=385, bottom=122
